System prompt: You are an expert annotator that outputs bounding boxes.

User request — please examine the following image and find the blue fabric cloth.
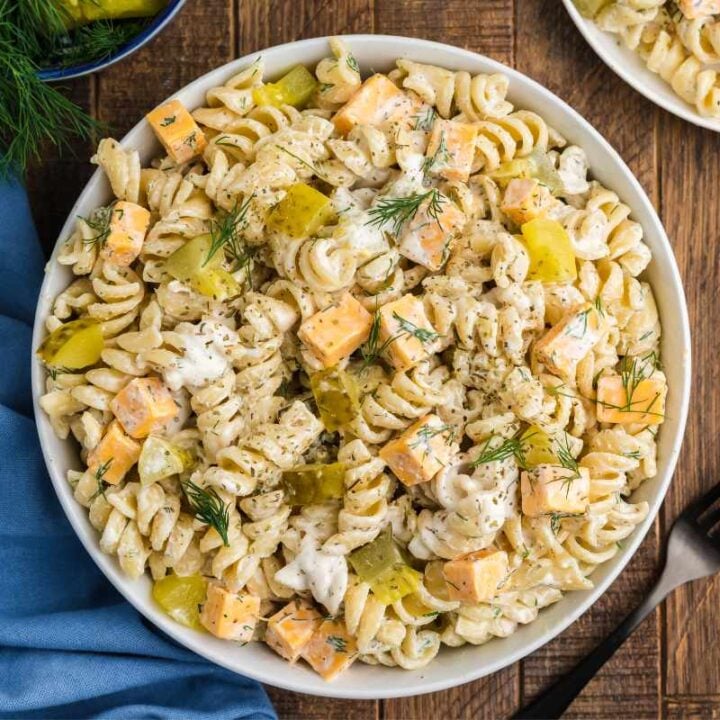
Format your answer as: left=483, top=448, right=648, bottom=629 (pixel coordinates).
left=0, top=175, right=277, bottom=720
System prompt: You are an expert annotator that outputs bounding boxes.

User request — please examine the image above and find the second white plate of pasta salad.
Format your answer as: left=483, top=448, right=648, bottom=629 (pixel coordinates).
left=32, top=35, right=690, bottom=698
left=562, top=0, right=720, bottom=130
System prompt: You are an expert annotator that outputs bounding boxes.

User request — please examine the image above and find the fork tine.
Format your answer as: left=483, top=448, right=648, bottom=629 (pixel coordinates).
left=698, top=506, right=720, bottom=534
left=686, top=482, right=720, bottom=520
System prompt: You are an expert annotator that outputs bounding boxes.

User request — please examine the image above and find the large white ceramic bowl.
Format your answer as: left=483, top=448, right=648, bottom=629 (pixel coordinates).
left=31, top=35, right=691, bottom=700
left=561, top=0, right=720, bottom=132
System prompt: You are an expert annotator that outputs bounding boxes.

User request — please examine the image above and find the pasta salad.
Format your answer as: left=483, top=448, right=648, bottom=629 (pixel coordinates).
left=574, top=0, right=720, bottom=118
left=38, top=38, right=666, bottom=680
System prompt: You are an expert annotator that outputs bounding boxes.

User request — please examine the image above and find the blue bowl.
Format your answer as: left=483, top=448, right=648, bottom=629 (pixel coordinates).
left=37, top=0, right=187, bottom=82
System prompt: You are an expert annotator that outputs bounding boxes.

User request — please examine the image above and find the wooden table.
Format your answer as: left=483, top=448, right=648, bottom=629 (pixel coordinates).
left=28, top=1, right=720, bottom=717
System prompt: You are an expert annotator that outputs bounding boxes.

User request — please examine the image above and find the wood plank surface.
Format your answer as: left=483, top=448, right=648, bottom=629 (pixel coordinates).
left=25, top=0, right=720, bottom=717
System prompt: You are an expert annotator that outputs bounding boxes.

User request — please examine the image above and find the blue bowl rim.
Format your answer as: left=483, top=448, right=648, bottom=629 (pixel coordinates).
left=37, top=0, right=187, bottom=82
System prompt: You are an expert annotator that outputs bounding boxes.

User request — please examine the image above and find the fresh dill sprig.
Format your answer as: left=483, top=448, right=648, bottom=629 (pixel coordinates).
left=80, top=206, right=113, bottom=247
left=471, top=434, right=527, bottom=468
left=409, top=422, right=455, bottom=453
left=422, top=131, right=449, bottom=181
left=90, top=457, right=113, bottom=501
left=346, top=52, right=359, bottom=74
left=597, top=352, right=664, bottom=419
left=275, top=144, right=328, bottom=181
left=412, top=107, right=437, bottom=132
left=365, top=189, right=445, bottom=236
left=326, top=635, right=348, bottom=653
left=205, top=195, right=255, bottom=271
left=183, top=479, right=230, bottom=546
left=360, top=312, right=399, bottom=369
left=0, top=12, right=104, bottom=177
left=392, top=312, right=439, bottom=344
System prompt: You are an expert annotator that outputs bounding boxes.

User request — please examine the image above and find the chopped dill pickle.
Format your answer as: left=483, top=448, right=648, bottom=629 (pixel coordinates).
left=252, top=65, right=318, bottom=109
left=283, top=462, right=347, bottom=505
left=491, top=149, right=564, bottom=195
left=152, top=573, right=207, bottom=631
left=139, top=436, right=194, bottom=485
left=349, top=527, right=422, bottom=603
left=520, top=426, right=557, bottom=467
left=310, top=367, right=360, bottom=431
left=37, top=318, right=103, bottom=370
left=164, top=235, right=239, bottom=300
left=266, top=183, right=335, bottom=239
left=521, top=218, right=577, bottom=284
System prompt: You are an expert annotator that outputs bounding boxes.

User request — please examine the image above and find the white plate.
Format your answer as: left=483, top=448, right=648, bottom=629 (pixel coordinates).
left=31, top=35, right=692, bottom=700
left=561, top=0, right=720, bottom=131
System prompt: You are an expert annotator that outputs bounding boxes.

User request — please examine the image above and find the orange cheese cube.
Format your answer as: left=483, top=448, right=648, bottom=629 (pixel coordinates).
left=146, top=99, right=207, bottom=165
left=677, top=0, right=720, bottom=18
left=596, top=371, right=666, bottom=425
left=266, top=600, right=323, bottom=662
left=298, top=292, right=373, bottom=368
left=377, top=293, right=437, bottom=371
left=425, top=119, right=478, bottom=182
left=301, top=619, right=357, bottom=681
left=109, top=377, right=178, bottom=439
left=333, top=74, right=417, bottom=137
left=398, top=192, right=465, bottom=271
left=521, top=465, right=590, bottom=517
left=87, top=420, right=141, bottom=486
left=442, top=549, right=509, bottom=603
left=500, top=178, right=554, bottom=226
left=534, top=303, right=603, bottom=380
left=379, top=414, right=456, bottom=487
left=199, top=584, right=260, bottom=642
left=101, top=201, right=150, bottom=267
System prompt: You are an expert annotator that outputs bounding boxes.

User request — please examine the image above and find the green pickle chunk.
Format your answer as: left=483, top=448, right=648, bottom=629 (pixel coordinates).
left=349, top=527, right=422, bottom=604
left=283, top=462, right=347, bottom=505
left=252, top=65, right=318, bottom=109
left=37, top=318, right=103, bottom=370
left=310, top=367, right=360, bottom=432
left=266, top=183, right=335, bottom=239
left=164, top=234, right=240, bottom=300
left=139, top=436, right=194, bottom=485
left=152, top=573, right=208, bottom=631
left=521, top=218, right=577, bottom=284
left=491, top=149, right=564, bottom=195
left=520, top=426, right=557, bottom=467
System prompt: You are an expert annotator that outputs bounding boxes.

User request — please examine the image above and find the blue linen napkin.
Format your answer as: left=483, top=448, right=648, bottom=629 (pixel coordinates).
left=0, top=174, right=278, bottom=720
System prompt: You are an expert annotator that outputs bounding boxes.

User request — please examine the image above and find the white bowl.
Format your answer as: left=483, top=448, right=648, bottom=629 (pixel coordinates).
left=32, top=35, right=691, bottom=700
left=561, top=0, right=720, bottom=132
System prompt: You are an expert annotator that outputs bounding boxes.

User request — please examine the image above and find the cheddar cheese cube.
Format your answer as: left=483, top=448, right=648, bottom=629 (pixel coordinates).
left=101, top=201, right=150, bottom=267
left=266, top=600, right=323, bottom=662
left=442, top=549, right=509, bottom=603
left=379, top=414, right=456, bottom=487
left=298, top=292, right=373, bottom=368
left=301, top=619, right=357, bottom=681
left=377, top=293, right=437, bottom=371
left=425, top=119, right=478, bottom=182
left=533, top=303, right=603, bottom=380
left=677, top=0, right=720, bottom=19
left=146, top=99, right=207, bottom=165
left=398, top=192, right=465, bottom=271
left=109, top=377, right=178, bottom=439
left=500, top=178, right=554, bottom=226
left=596, top=371, right=666, bottom=425
left=333, top=74, right=417, bottom=137
left=199, top=584, right=261, bottom=642
left=521, top=464, right=590, bottom=517
left=87, top=420, right=141, bottom=486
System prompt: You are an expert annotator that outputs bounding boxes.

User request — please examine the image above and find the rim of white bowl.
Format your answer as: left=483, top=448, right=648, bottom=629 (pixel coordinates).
left=560, top=0, right=720, bottom=132
left=31, top=34, right=691, bottom=700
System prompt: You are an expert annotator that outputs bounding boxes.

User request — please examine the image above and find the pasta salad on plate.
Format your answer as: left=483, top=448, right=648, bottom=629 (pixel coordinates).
left=37, top=37, right=667, bottom=681
left=573, top=0, right=720, bottom=119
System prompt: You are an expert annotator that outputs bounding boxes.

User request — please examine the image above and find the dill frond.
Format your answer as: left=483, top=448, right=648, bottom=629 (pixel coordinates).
left=365, top=189, right=445, bottom=236
left=183, top=479, right=230, bottom=546
left=392, top=312, right=439, bottom=344
left=472, top=434, right=527, bottom=468
left=205, top=195, right=256, bottom=272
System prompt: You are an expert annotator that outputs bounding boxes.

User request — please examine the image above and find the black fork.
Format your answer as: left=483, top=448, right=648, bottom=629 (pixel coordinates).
left=514, top=483, right=720, bottom=719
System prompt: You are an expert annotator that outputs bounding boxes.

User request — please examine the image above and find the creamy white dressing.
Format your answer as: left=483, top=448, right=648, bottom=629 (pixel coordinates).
left=274, top=538, right=348, bottom=615
left=557, top=146, right=590, bottom=196
left=163, top=319, right=237, bottom=391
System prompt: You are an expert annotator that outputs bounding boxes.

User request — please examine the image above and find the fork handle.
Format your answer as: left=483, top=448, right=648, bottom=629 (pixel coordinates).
left=512, top=570, right=678, bottom=719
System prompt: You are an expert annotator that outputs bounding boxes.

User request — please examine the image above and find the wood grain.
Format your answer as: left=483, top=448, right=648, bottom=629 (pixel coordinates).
left=25, top=0, right=720, bottom=717
left=659, top=112, right=720, bottom=699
